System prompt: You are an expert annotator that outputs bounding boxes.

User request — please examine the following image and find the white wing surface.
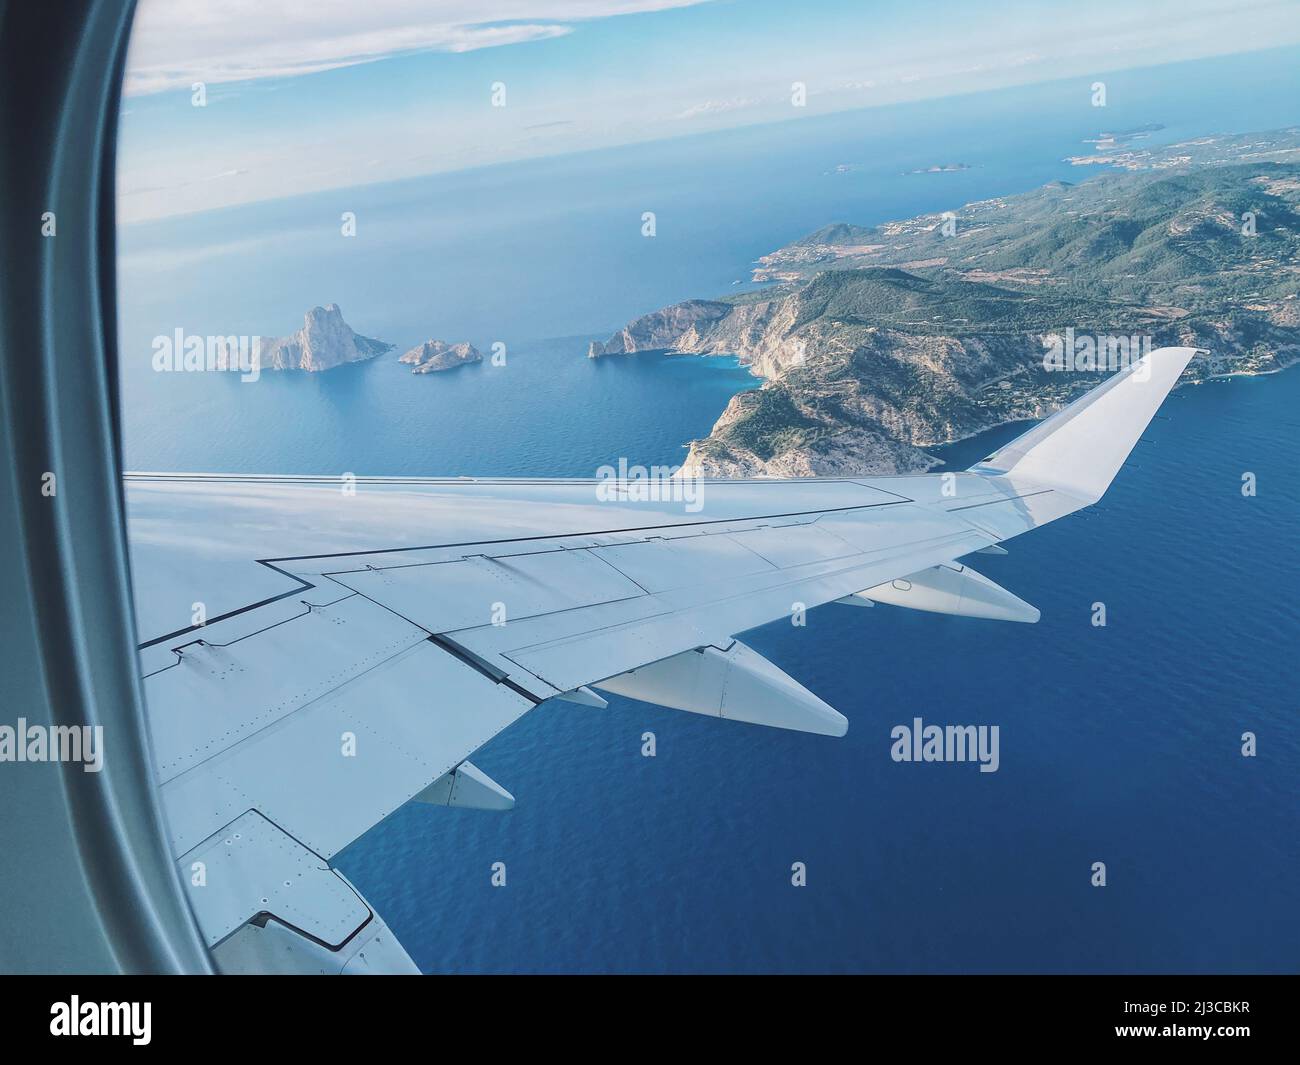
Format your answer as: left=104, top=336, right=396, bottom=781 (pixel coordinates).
left=127, top=347, right=1198, bottom=971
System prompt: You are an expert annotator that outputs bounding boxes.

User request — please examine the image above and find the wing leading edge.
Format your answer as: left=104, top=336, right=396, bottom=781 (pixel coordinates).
left=128, top=346, right=1198, bottom=971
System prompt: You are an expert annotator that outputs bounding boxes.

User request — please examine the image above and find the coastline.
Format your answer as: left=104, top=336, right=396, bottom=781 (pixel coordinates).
left=587, top=131, right=1300, bottom=479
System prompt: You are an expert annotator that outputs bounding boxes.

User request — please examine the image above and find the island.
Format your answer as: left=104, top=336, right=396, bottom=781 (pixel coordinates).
left=1082, top=123, right=1167, bottom=151
left=398, top=339, right=483, bottom=374
left=589, top=128, right=1300, bottom=477
left=251, top=307, right=482, bottom=378
left=258, top=304, right=392, bottom=372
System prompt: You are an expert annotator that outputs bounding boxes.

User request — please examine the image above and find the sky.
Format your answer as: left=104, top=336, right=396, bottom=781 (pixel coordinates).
left=117, top=0, right=1300, bottom=223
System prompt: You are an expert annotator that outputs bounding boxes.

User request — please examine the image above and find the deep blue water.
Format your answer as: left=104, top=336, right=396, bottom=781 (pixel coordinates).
left=330, top=367, right=1300, bottom=974
left=117, top=50, right=1300, bottom=972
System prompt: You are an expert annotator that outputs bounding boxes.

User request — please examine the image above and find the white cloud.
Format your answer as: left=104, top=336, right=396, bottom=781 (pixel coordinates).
left=674, top=96, right=761, bottom=120
left=124, top=0, right=713, bottom=95
left=117, top=0, right=1300, bottom=223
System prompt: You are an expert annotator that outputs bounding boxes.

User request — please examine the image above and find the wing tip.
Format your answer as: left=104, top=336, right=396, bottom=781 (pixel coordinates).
left=969, top=344, right=1202, bottom=502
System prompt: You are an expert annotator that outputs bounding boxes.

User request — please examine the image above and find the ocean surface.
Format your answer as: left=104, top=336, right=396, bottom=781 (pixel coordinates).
left=117, top=49, right=1300, bottom=972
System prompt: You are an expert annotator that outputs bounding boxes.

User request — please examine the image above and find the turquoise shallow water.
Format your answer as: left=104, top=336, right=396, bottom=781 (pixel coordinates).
left=117, top=49, right=1300, bottom=971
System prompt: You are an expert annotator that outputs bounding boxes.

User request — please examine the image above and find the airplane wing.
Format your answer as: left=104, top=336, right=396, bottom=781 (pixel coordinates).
left=128, top=346, right=1198, bottom=972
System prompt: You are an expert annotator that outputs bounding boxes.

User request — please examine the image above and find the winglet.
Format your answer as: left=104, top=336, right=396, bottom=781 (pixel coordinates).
left=970, top=347, right=1200, bottom=504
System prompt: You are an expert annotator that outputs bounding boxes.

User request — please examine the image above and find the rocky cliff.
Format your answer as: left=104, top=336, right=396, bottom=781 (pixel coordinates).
left=591, top=150, right=1300, bottom=477
left=259, top=304, right=392, bottom=372
left=399, top=339, right=483, bottom=374
left=588, top=300, right=735, bottom=358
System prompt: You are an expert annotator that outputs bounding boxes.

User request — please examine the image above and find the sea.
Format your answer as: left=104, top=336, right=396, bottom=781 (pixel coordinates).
left=117, top=48, right=1300, bottom=972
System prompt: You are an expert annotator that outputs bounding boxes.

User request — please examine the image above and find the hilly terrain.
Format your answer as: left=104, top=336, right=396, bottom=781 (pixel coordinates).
left=590, top=130, right=1300, bottom=476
